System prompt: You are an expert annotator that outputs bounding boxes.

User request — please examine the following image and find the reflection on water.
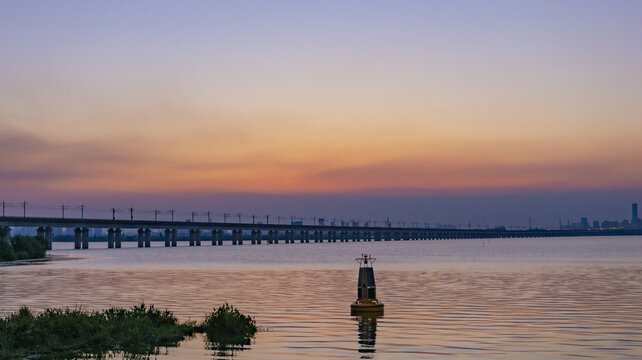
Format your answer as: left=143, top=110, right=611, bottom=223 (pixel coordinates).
left=355, top=313, right=382, bottom=358
left=207, top=341, right=251, bottom=359
left=0, top=237, right=641, bottom=359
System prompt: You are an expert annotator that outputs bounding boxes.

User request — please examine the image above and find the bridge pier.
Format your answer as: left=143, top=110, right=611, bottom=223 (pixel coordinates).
left=138, top=228, right=145, bottom=247
left=145, top=228, right=151, bottom=247
left=216, top=229, right=223, bottom=245
left=256, top=230, right=262, bottom=244
left=82, top=227, right=89, bottom=249
left=37, top=226, right=45, bottom=239
left=251, top=230, right=257, bottom=244
left=74, top=227, right=81, bottom=249
left=195, top=229, right=201, bottom=246
left=314, top=230, right=320, bottom=243
left=232, top=230, right=243, bottom=245
left=115, top=228, right=122, bottom=248
left=189, top=229, right=195, bottom=246
left=45, top=226, right=52, bottom=250
left=172, top=229, right=177, bottom=246
left=330, top=230, right=337, bottom=242
left=374, top=231, right=381, bottom=242
left=108, top=228, right=115, bottom=248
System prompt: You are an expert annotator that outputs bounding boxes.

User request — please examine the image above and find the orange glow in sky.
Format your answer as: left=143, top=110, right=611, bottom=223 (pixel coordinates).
left=1, top=1, right=641, bottom=199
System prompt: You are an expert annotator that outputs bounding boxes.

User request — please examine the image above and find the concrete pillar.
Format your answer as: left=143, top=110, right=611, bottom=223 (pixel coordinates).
left=189, top=229, right=195, bottom=246
left=165, top=229, right=171, bottom=247
left=82, top=227, right=89, bottom=249
left=115, top=228, right=122, bottom=248
left=171, top=229, right=177, bottom=246
left=256, top=230, right=262, bottom=244
left=211, top=229, right=217, bottom=246
left=238, top=230, right=243, bottom=245
left=231, top=230, right=237, bottom=245
left=144, top=228, right=151, bottom=247
left=74, top=227, right=82, bottom=249
left=251, top=230, right=257, bottom=244
left=195, top=229, right=201, bottom=246
left=374, top=231, right=381, bottom=242
left=45, top=227, right=53, bottom=250
left=304, top=230, right=310, bottom=243
left=216, top=229, right=223, bottom=245
left=138, top=228, right=144, bottom=247
left=384, top=232, right=391, bottom=241
left=108, top=228, right=115, bottom=248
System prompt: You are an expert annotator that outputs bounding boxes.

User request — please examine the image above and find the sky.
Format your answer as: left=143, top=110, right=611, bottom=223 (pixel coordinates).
left=1, top=1, right=641, bottom=227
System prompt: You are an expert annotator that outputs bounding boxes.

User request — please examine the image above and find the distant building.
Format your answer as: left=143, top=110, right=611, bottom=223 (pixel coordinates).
left=592, top=220, right=600, bottom=229
left=633, top=203, right=639, bottom=221
left=318, top=218, right=325, bottom=226
left=291, top=220, right=303, bottom=226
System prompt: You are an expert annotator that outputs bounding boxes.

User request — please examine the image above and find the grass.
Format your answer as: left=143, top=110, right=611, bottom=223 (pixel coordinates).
left=0, top=303, right=257, bottom=360
left=0, top=233, right=48, bottom=262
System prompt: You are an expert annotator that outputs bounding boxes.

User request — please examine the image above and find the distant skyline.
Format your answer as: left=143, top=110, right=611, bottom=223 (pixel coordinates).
left=1, top=1, right=641, bottom=227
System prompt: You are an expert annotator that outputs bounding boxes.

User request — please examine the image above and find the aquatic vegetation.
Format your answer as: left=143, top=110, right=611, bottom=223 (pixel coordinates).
left=0, top=234, right=48, bottom=261
left=0, top=303, right=256, bottom=360
left=198, top=303, right=258, bottom=350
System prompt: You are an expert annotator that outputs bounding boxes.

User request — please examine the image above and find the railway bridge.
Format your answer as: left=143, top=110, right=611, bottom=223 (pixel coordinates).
left=2, top=216, right=640, bottom=250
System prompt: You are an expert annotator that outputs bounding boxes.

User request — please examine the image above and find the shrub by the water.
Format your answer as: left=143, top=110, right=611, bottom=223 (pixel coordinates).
left=199, top=303, right=257, bottom=346
left=0, top=303, right=256, bottom=360
left=0, top=303, right=195, bottom=359
left=0, top=234, right=48, bottom=262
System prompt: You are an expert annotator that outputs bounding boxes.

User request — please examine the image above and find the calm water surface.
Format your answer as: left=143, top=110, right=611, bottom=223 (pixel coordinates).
left=1, top=237, right=641, bottom=359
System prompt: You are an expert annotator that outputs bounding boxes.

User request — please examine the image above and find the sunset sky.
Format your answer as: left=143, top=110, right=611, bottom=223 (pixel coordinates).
left=1, top=1, right=641, bottom=226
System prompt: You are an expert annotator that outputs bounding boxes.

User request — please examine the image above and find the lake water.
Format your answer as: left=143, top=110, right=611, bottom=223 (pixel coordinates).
left=1, top=237, right=641, bottom=359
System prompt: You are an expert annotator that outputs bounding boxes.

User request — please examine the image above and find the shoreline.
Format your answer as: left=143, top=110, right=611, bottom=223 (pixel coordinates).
left=0, top=254, right=80, bottom=267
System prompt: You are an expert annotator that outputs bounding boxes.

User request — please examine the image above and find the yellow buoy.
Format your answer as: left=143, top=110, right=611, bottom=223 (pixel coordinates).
left=350, top=254, right=384, bottom=314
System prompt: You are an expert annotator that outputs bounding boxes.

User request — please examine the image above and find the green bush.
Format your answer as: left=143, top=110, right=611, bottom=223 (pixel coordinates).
left=12, top=235, right=48, bottom=260
left=0, top=303, right=256, bottom=360
left=0, top=235, right=48, bottom=261
left=0, top=241, right=16, bottom=261
left=0, top=303, right=195, bottom=359
left=199, top=303, right=257, bottom=347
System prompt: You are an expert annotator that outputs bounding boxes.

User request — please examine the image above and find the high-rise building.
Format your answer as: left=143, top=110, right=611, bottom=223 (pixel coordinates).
left=633, top=203, right=639, bottom=221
